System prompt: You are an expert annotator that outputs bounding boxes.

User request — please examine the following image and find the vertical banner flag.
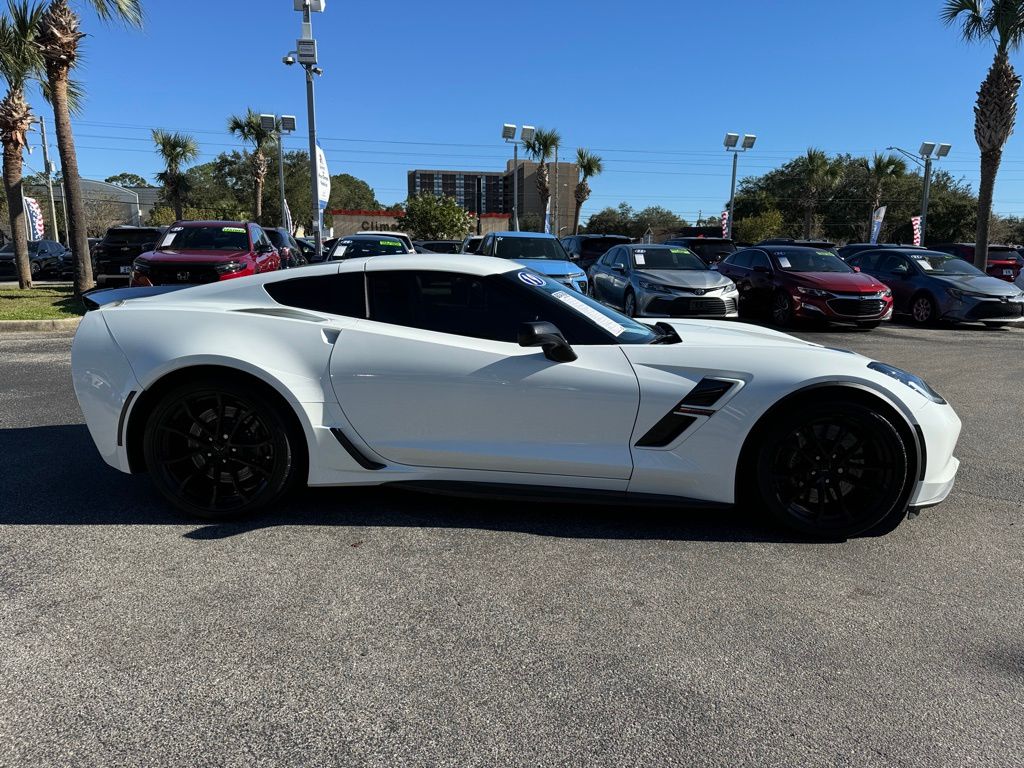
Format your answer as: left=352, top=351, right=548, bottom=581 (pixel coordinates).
left=870, top=205, right=887, bottom=244
left=283, top=197, right=293, bottom=233
left=721, top=210, right=729, bottom=239
left=315, top=144, right=331, bottom=210
left=24, top=197, right=45, bottom=239
left=911, top=216, right=922, bottom=246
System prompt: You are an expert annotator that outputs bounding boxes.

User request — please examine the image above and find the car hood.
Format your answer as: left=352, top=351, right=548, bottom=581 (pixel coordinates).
left=644, top=318, right=817, bottom=349
left=928, top=273, right=1022, bottom=296
left=784, top=271, right=888, bottom=293
left=514, top=258, right=585, bottom=278
left=144, top=249, right=250, bottom=263
left=633, top=269, right=733, bottom=290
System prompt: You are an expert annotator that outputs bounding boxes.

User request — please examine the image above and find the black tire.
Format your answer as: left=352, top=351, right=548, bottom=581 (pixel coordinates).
left=624, top=291, right=637, bottom=318
left=29, top=261, right=40, bottom=277
left=754, top=401, right=910, bottom=539
left=856, top=321, right=880, bottom=329
left=770, top=290, right=793, bottom=327
left=143, top=376, right=301, bottom=520
left=910, top=292, right=937, bottom=325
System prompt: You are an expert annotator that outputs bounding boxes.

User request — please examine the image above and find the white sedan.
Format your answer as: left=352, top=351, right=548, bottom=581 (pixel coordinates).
left=72, top=255, right=962, bottom=539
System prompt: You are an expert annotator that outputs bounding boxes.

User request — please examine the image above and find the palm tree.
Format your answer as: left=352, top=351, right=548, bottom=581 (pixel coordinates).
left=227, top=108, right=275, bottom=223
left=942, top=0, right=1024, bottom=268
left=572, top=148, right=602, bottom=235
left=799, top=148, right=843, bottom=238
left=522, top=128, right=561, bottom=231
left=0, top=1, right=44, bottom=289
left=862, top=152, right=906, bottom=240
left=36, top=0, right=143, bottom=294
left=151, top=129, right=198, bottom=221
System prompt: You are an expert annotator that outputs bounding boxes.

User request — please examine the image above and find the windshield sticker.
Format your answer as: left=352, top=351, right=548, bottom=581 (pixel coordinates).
left=222, top=227, right=245, bottom=233
left=670, top=247, right=688, bottom=254
left=552, top=290, right=625, bottom=337
left=170, top=226, right=183, bottom=232
left=379, top=239, right=402, bottom=247
left=816, top=250, right=833, bottom=257
left=160, top=233, right=176, bottom=247
left=918, top=260, right=934, bottom=270
left=518, top=271, right=546, bottom=287
left=777, top=256, right=792, bottom=268
left=635, top=253, right=646, bottom=265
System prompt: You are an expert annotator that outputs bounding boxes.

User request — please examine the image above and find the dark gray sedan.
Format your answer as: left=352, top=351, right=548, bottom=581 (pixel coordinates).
left=846, top=248, right=1024, bottom=327
left=588, top=243, right=739, bottom=318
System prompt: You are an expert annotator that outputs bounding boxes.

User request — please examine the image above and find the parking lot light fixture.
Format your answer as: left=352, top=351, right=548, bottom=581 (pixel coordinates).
left=262, top=114, right=296, bottom=230
left=724, top=131, right=756, bottom=239
left=889, top=141, right=951, bottom=244
left=503, top=124, right=536, bottom=231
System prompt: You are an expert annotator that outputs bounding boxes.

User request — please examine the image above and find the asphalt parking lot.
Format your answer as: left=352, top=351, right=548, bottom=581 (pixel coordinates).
left=1, top=322, right=1022, bottom=767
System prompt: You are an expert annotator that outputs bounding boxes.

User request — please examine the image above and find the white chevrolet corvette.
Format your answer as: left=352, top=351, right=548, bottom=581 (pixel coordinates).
left=72, top=255, right=961, bottom=538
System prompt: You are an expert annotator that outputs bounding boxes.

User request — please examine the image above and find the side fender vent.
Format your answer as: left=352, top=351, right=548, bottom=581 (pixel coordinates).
left=679, top=378, right=734, bottom=408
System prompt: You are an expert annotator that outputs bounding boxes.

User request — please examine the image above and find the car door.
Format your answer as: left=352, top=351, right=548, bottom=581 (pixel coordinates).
left=604, top=247, right=631, bottom=309
left=745, top=250, right=777, bottom=309
left=328, top=267, right=639, bottom=480
left=720, top=250, right=754, bottom=308
left=591, top=247, right=618, bottom=304
left=876, top=254, right=915, bottom=311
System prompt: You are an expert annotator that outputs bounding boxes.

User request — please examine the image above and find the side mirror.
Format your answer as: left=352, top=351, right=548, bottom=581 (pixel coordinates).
left=518, top=321, right=577, bottom=363
left=611, top=263, right=626, bottom=273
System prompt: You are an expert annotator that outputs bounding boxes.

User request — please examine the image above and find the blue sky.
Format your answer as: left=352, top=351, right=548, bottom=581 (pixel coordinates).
left=22, top=0, right=1024, bottom=224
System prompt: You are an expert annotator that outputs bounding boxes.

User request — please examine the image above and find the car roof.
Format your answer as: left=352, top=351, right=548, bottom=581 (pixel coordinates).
left=626, top=243, right=682, bottom=249
left=752, top=245, right=839, bottom=255
left=578, top=234, right=629, bottom=239
left=490, top=231, right=557, bottom=239
left=175, top=220, right=250, bottom=227
left=338, top=233, right=407, bottom=241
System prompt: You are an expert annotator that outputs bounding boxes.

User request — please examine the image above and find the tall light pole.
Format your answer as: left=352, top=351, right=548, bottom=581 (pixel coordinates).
left=283, top=0, right=326, bottom=255
left=724, top=132, right=756, bottom=240
left=888, top=142, right=951, bottom=244
left=502, top=123, right=534, bottom=231
left=261, top=113, right=297, bottom=230
left=30, top=116, right=59, bottom=241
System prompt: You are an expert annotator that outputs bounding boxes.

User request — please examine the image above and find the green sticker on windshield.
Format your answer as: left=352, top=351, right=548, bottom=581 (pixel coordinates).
left=670, top=247, right=689, bottom=254
left=379, top=239, right=402, bottom=247
left=223, top=227, right=245, bottom=233
left=816, top=250, right=833, bottom=257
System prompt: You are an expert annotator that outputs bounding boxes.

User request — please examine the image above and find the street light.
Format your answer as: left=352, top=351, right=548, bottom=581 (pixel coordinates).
left=261, top=113, right=297, bottom=230
left=888, top=141, right=952, bottom=243
left=283, top=0, right=326, bottom=256
left=724, top=132, right=756, bottom=239
left=502, top=123, right=534, bottom=231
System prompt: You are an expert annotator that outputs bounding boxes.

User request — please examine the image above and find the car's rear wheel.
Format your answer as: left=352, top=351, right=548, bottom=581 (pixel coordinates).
left=755, top=401, right=910, bottom=539
left=910, top=293, right=937, bottom=325
left=624, top=291, right=637, bottom=317
left=770, top=290, right=793, bottom=326
left=143, top=377, right=300, bottom=520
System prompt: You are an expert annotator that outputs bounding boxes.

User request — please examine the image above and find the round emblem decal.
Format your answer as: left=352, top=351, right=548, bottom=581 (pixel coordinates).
left=518, top=271, right=545, bottom=287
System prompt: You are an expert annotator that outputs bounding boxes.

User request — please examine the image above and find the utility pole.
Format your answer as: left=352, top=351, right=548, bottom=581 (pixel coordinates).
left=34, top=116, right=58, bottom=242
left=512, top=142, right=519, bottom=231
left=553, top=146, right=558, bottom=235
left=475, top=175, right=482, bottom=235
left=727, top=151, right=738, bottom=239
left=920, top=154, right=933, bottom=244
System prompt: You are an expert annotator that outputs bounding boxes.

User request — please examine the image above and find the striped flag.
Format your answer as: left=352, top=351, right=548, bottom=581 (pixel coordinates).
left=911, top=216, right=922, bottom=246
left=24, top=197, right=45, bottom=240
left=283, top=197, right=293, bottom=233
left=721, top=210, right=729, bottom=239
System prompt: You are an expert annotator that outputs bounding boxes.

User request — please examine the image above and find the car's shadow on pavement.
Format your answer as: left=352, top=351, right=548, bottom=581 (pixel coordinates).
left=0, top=424, right=818, bottom=544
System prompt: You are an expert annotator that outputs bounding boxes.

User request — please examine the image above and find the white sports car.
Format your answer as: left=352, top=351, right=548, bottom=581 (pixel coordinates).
left=72, top=255, right=962, bottom=539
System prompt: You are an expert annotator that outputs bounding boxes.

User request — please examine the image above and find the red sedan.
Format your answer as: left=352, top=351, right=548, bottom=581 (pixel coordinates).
left=130, top=221, right=280, bottom=287
left=717, top=245, right=894, bottom=328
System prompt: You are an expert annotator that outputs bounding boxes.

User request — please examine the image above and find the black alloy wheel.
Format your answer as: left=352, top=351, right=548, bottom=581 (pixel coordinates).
left=756, top=402, right=909, bottom=538
left=143, top=378, right=299, bottom=520
left=624, top=291, right=637, bottom=318
left=30, top=261, right=40, bottom=276
left=771, top=290, right=793, bottom=326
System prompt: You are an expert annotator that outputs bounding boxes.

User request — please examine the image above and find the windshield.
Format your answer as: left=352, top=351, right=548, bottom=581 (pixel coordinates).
left=104, top=229, right=161, bottom=245
left=581, top=238, right=628, bottom=256
left=494, top=236, right=570, bottom=261
left=502, top=269, right=658, bottom=344
left=684, top=240, right=736, bottom=263
left=773, top=249, right=852, bottom=273
left=632, top=247, right=706, bottom=270
left=158, top=225, right=249, bottom=251
left=910, top=253, right=986, bottom=275
left=331, top=238, right=409, bottom=259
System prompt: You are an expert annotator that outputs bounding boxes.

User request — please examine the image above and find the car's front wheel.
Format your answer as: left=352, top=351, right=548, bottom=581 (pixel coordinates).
left=910, top=293, right=937, bottom=325
left=754, top=401, right=910, bottom=539
left=770, top=290, right=793, bottom=326
left=143, top=377, right=301, bottom=520
left=624, top=291, right=637, bottom=317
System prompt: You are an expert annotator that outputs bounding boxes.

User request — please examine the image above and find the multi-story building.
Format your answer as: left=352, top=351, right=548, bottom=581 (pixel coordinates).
left=408, top=160, right=578, bottom=233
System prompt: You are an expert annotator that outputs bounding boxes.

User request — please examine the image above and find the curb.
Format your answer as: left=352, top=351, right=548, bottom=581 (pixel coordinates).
left=0, top=317, right=81, bottom=333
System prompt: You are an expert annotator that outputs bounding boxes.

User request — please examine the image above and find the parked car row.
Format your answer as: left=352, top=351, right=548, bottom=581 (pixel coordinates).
left=0, top=238, right=70, bottom=279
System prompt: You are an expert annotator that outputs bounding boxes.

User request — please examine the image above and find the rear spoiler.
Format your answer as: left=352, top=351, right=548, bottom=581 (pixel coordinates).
left=81, top=284, right=193, bottom=311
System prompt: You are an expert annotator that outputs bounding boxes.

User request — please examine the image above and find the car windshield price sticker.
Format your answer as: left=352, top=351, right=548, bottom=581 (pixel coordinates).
left=778, top=256, right=792, bottom=268
left=552, top=290, right=625, bottom=336
left=379, top=240, right=402, bottom=247
left=635, top=253, right=646, bottom=264
left=223, top=227, right=245, bottom=233
left=160, top=233, right=176, bottom=247
left=670, top=248, right=687, bottom=254
left=518, top=271, right=546, bottom=287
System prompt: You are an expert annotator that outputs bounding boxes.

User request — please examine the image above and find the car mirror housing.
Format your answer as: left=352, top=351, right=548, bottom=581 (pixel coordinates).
left=611, top=264, right=626, bottom=273
left=517, top=321, right=578, bottom=363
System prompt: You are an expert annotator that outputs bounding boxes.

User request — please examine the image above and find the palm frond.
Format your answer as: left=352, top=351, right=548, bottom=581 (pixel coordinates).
left=941, top=0, right=990, bottom=41
left=39, top=73, right=84, bottom=114
left=0, top=1, right=46, bottom=90
left=575, top=147, right=603, bottom=180
left=227, top=108, right=275, bottom=150
left=85, top=0, right=142, bottom=26
left=523, top=128, right=561, bottom=163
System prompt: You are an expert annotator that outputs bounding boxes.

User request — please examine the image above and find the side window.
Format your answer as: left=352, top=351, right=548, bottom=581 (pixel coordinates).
left=366, top=271, right=606, bottom=344
left=728, top=250, right=753, bottom=269
left=750, top=252, right=771, bottom=270
left=249, top=227, right=263, bottom=249
left=881, top=254, right=909, bottom=274
left=481, top=235, right=494, bottom=255
left=264, top=273, right=366, bottom=316
left=855, top=252, right=879, bottom=271
left=611, top=248, right=627, bottom=268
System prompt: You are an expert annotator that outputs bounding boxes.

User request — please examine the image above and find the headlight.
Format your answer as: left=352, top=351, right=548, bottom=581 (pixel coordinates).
left=132, top=257, right=150, bottom=273
left=215, top=260, right=247, bottom=275
left=638, top=279, right=674, bottom=292
left=796, top=286, right=830, bottom=298
left=722, top=283, right=739, bottom=293
left=946, top=287, right=986, bottom=300
left=882, top=288, right=892, bottom=298
left=868, top=362, right=945, bottom=404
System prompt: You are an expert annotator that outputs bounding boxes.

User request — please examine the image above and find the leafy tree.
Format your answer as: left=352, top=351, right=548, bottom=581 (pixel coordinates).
left=572, top=147, right=602, bottom=235
left=227, top=108, right=274, bottom=224
left=941, top=0, right=1024, bottom=267
left=632, top=206, right=686, bottom=239
left=518, top=212, right=543, bottom=233
left=151, top=129, right=198, bottom=221
left=522, top=127, right=560, bottom=230
left=583, top=202, right=634, bottom=234
left=104, top=171, right=149, bottom=187
left=733, top=210, right=784, bottom=243
left=0, top=0, right=45, bottom=289
left=862, top=153, right=907, bottom=239
left=327, top=172, right=380, bottom=213
left=36, top=0, right=144, bottom=294
left=402, top=193, right=471, bottom=239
